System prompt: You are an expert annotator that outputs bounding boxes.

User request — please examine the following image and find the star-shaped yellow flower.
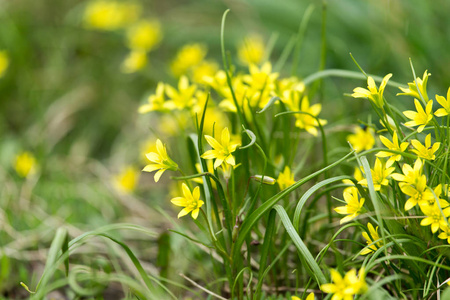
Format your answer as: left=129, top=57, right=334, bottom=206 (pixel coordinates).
left=321, top=268, right=367, bottom=300
left=143, top=139, right=178, bottom=182
left=171, top=183, right=204, bottom=219
left=352, top=73, right=392, bottom=108
left=376, top=131, right=408, bottom=164
left=358, top=158, right=395, bottom=191
left=360, top=222, right=382, bottom=255
left=277, top=166, right=295, bottom=190
left=397, top=70, right=431, bottom=102
left=435, top=88, right=450, bottom=117
left=138, top=82, right=166, bottom=113
left=294, top=96, right=327, bottom=136
left=334, top=187, right=365, bottom=224
left=410, top=133, right=440, bottom=160
left=201, top=127, right=240, bottom=169
left=403, top=99, right=433, bottom=132
left=165, top=76, right=197, bottom=110
left=347, top=126, right=375, bottom=153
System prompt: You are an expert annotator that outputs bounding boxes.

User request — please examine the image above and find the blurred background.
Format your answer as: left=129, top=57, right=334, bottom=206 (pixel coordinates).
left=1, top=0, right=450, bottom=298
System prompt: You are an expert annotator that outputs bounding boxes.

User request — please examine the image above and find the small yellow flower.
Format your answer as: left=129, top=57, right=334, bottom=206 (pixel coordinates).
left=170, top=43, right=207, bottom=77
left=121, top=50, right=148, bottom=73
left=417, top=184, right=450, bottom=210
left=403, top=99, right=433, bottom=133
left=243, top=62, right=279, bottom=92
left=114, top=166, right=139, bottom=193
left=171, top=183, right=204, bottom=219
left=191, top=60, right=219, bottom=84
left=143, top=139, right=178, bottom=182
left=358, top=158, right=395, bottom=191
left=201, top=127, right=240, bottom=169
left=411, top=133, right=440, bottom=160
left=399, top=176, right=433, bottom=211
left=237, top=35, right=265, bottom=66
left=334, top=187, right=365, bottom=224
left=397, top=70, right=431, bottom=102
left=347, top=126, right=375, bottom=153
left=420, top=203, right=450, bottom=233
left=294, top=96, right=327, bottom=136
left=391, top=158, right=424, bottom=186
left=352, top=73, right=392, bottom=108
left=435, top=88, right=450, bottom=117
left=277, top=166, right=295, bottom=190
left=164, top=76, right=197, bottom=110
left=126, top=19, right=162, bottom=52
left=376, top=131, right=409, bottom=164
left=321, top=268, right=367, bottom=300
left=438, top=223, right=450, bottom=244
left=138, top=82, right=166, bottom=113
left=83, top=0, right=141, bottom=31
left=14, top=151, right=37, bottom=178
left=291, top=293, right=314, bottom=300
left=360, top=222, right=382, bottom=255
left=0, top=51, right=9, bottom=78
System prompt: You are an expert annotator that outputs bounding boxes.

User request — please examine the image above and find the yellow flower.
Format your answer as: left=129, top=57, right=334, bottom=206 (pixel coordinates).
left=411, top=133, right=440, bottom=160
left=114, top=166, right=139, bottom=193
left=170, top=43, right=207, bottom=77
left=164, top=76, right=197, bottom=110
left=170, top=183, right=204, bottom=219
left=201, top=127, right=240, bottom=169
left=294, top=96, right=327, bottom=136
left=191, top=60, right=219, bottom=84
left=14, top=151, right=37, bottom=178
left=243, top=62, right=278, bottom=92
left=321, top=269, right=367, bottom=299
left=121, top=50, right=147, bottom=73
left=360, top=222, right=382, bottom=255
left=237, top=35, right=265, bottom=66
left=0, top=51, right=9, bottom=78
left=334, top=187, right=365, bottom=224
left=277, top=166, right=295, bottom=190
left=347, top=126, right=375, bottom=153
left=420, top=203, right=450, bottom=233
left=391, top=158, right=424, bottom=186
left=399, top=176, right=433, bottom=211
left=376, top=131, right=409, bottom=164
left=291, top=293, right=314, bottom=300
left=126, top=19, right=162, bottom=52
left=143, top=139, right=178, bottom=182
left=403, top=99, right=433, bottom=133
left=397, top=70, right=431, bottom=102
left=438, top=223, right=450, bottom=244
left=417, top=184, right=450, bottom=210
left=352, top=73, right=392, bottom=108
left=435, top=88, right=450, bottom=117
left=358, top=158, right=395, bottom=191
left=138, top=82, right=166, bottom=113
left=83, top=0, right=141, bottom=31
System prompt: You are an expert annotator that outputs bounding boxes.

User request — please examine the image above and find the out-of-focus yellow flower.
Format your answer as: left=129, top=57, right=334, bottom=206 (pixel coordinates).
left=397, top=70, right=431, bottom=102
left=201, top=127, right=240, bottom=169
left=277, top=166, right=295, bottom=190
left=171, top=183, right=204, bottom=219
left=165, top=76, right=197, bottom=110
left=291, top=293, right=314, bottom=300
left=138, top=82, right=166, bottom=113
left=143, top=139, right=178, bottom=182
left=140, top=139, right=157, bottom=163
left=321, top=268, right=367, bottom=299
left=294, top=96, right=327, bottom=136
left=358, top=158, right=395, bottom=191
left=171, top=43, right=207, bottom=77
left=435, top=88, right=450, bottom=117
left=360, top=222, right=382, bottom=255
left=391, top=158, right=424, bottom=186
left=200, top=108, right=230, bottom=137
left=347, top=126, right=375, bottom=152
left=420, top=203, right=450, bottom=233
left=14, top=152, right=37, bottom=178
left=243, top=62, right=278, bottom=92
left=114, top=166, right=139, bottom=193
left=352, top=74, right=392, bottom=108
left=83, top=0, right=141, bottom=31
left=334, top=187, right=365, bottom=224
left=158, top=113, right=189, bottom=136
left=126, top=19, right=162, bottom=52
left=0, top=51, right=9, bottom=78
left=121, top=50, right=147, bottom=73
left=191, top=60, right=219, bottom=84
left=237, top=35, right=265, bottom=66
left=403, top=99, right=433, bottom=133
left=376, top=131, right=408, bottom=164
left=411, top=133, right=440, bottom=161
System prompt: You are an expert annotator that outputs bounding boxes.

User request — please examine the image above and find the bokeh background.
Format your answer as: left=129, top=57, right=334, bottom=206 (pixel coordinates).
left=1, top=0, right=450, bottom=298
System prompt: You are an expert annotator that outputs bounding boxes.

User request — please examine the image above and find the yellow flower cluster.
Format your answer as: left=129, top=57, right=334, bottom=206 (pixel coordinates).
left=83, top=0, right=162, bottom=73
left=321, top=268, right=367, bottom=300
